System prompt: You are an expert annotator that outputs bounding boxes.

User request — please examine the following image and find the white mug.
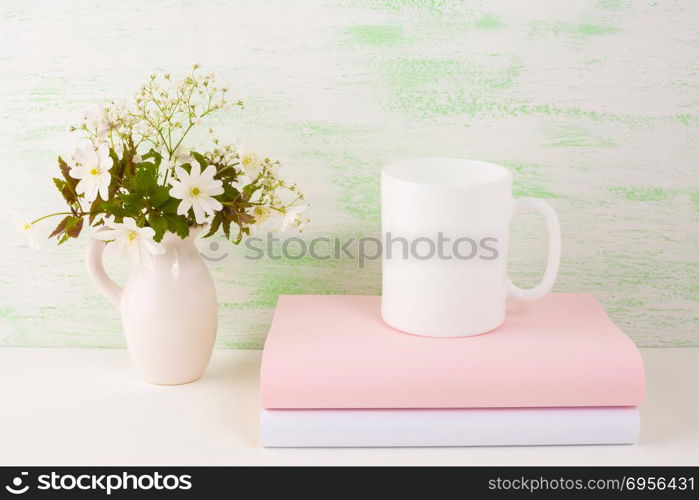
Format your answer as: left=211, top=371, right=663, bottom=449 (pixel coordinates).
left=381, top=158, right=561, bottom=337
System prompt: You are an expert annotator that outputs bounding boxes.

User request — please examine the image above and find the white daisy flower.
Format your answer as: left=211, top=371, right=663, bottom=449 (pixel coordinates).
left=94, top=217, right=165, bottom=261
left=15, top=216, right=39, bottom=250
left=252, top=206, right=273, bottom=225
left=69, top=142, right=113, bottom=203
left=168, top=163, right=224, bottom=224
left=277, top=205, right=308, bottom=232
left=236, top=142, right=262, bottom=179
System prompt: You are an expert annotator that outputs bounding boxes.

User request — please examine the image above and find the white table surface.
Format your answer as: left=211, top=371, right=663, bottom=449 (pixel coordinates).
left=0, top=347, right=697, bottom=466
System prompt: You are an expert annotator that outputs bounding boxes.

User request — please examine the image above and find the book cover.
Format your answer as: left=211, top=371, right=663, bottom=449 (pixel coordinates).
left=261, top=294, right=645, bottom=409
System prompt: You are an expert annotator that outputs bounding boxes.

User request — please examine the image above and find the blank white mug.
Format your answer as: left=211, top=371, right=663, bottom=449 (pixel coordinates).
left=381, top=158, right=561, bottom=337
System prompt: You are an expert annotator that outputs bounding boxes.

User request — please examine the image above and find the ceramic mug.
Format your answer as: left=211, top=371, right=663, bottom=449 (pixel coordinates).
left=381, top=158, right=561, bottom=337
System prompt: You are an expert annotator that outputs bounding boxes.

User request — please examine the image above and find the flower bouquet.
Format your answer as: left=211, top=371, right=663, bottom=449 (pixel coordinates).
left=26, top=66, right=307, bottom=384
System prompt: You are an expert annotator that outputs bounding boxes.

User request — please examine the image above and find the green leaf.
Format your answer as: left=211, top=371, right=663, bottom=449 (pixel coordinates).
left=58, top=156, right=70, bottom=179
left=53, top=177, right=77, bottom=205
left=108, top=148, right=128, bottom=197
left=52, top=177, right=66, bottom=191
left=235, top=211, right=254, bottom=226
left=221, top=211, right=232, bottom=239
left=149, top=186, right=171, bottom=208
left=233, top=228, right=244, bottom=245
left=121, top=193, right=147, bottom=214
left=164, top=214, right=189, bottom=239
left=88, top=198, right=103, bottom=225
left=109, top=149, right=120, bottom=172
left=135, top=161, right=157, bottom=170
left=141, top=149, right=157, bottom=160
left=204, top=212, right=222, bottom=238
left=177, top=162, right=193, bottom=174
left=219, top=184, right=240, bottom=203
left=190, top=151, right=208, bottom=169
left=49, top=216, right=71, bottom=239
left=49, top=215, right=83, bottom=241
left=160, top=197, right=181, bottom=214
left=58, top=156, right=79, bottom=190
left=100, top=200, right=130, bottom=219
left=65, top=217, right=83, bottom=238
left=148, top=213, right=168, bottom=242
left=240, top=185, right=255, bottom=202
left=131, top=163, right=158, bottom=194
left=142, top=148, right=162, bottom=169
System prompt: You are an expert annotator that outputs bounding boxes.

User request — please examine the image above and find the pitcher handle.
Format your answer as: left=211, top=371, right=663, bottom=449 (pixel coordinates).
left=86, top=236, right=122, bottom=308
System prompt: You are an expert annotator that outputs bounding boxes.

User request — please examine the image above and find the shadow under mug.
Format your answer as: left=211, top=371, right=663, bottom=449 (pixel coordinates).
left=381, top=158, right=561, bottom=337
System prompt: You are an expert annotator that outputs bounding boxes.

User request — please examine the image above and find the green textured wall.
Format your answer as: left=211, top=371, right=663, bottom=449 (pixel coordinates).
left=1, top=0, right=698, bottom=348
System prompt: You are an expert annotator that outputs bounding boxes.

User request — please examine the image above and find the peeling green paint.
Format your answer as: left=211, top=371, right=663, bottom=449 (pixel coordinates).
left=371, top=53, right=685, bottom=125
left=609, top=186, right=674, bottom=202
left=499, top=161, right=560, bottom=199
left=0, top=307, right=15, bottom=319
left=379, top=56, right=528, bottom=119
left=1, top=0, right=698, bottom=349
left=529, top=21, right=621, bottom=38
left=596, top=0, right=630, bottom=11
left=691, top=192, right=699, bottom=213
left=474, top=13, right=502, bottom=30
left=347, top=25, right=405, bottom=46
left=310, top=149, right=380, bottom=221
left=231, top=238, right=380, bottom=312
left=285, top=121, right=379, bottom=221
left=543, top=126, right=617, bottom=147
left=512, top=184, right=559, bottom=199
left=383, top=79, right=694, bottom=125
left=353, top=0, right=454, bottom=15
left=544, top=137, right=616, bottom=148
left=240, top=271, right=339, bottom=309
left=382, top=57, right=523, bottom=90
left=675, top=114, right=699, bottom=127
left=287, top=120, right=365, bottom=144
left=21, top=126, right=66, bottom=141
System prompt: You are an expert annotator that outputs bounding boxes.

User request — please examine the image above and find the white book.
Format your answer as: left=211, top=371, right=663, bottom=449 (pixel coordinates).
left=261, top=407, right=640, bottom=448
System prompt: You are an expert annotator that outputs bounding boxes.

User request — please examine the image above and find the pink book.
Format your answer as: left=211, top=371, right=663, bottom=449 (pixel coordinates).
left=260, top=294, right=646, bottom=409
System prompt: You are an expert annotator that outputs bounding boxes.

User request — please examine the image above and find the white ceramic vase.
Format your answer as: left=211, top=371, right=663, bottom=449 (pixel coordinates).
left=86, top=228, right=217, bottom=385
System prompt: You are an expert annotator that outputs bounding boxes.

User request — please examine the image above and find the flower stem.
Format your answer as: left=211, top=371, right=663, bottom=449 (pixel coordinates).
left=170, top=123, right=194, bottom=157
left=30, top=212, right=79, bottom=225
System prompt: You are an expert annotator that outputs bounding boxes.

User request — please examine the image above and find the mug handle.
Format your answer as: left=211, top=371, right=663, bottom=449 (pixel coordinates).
left=86, top=236, right=123, bottom=308
left=506, top=198, right=561, bottom=300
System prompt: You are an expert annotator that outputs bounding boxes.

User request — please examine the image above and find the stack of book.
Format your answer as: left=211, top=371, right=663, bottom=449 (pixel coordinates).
left=259, top=293, right=645, bottom=447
